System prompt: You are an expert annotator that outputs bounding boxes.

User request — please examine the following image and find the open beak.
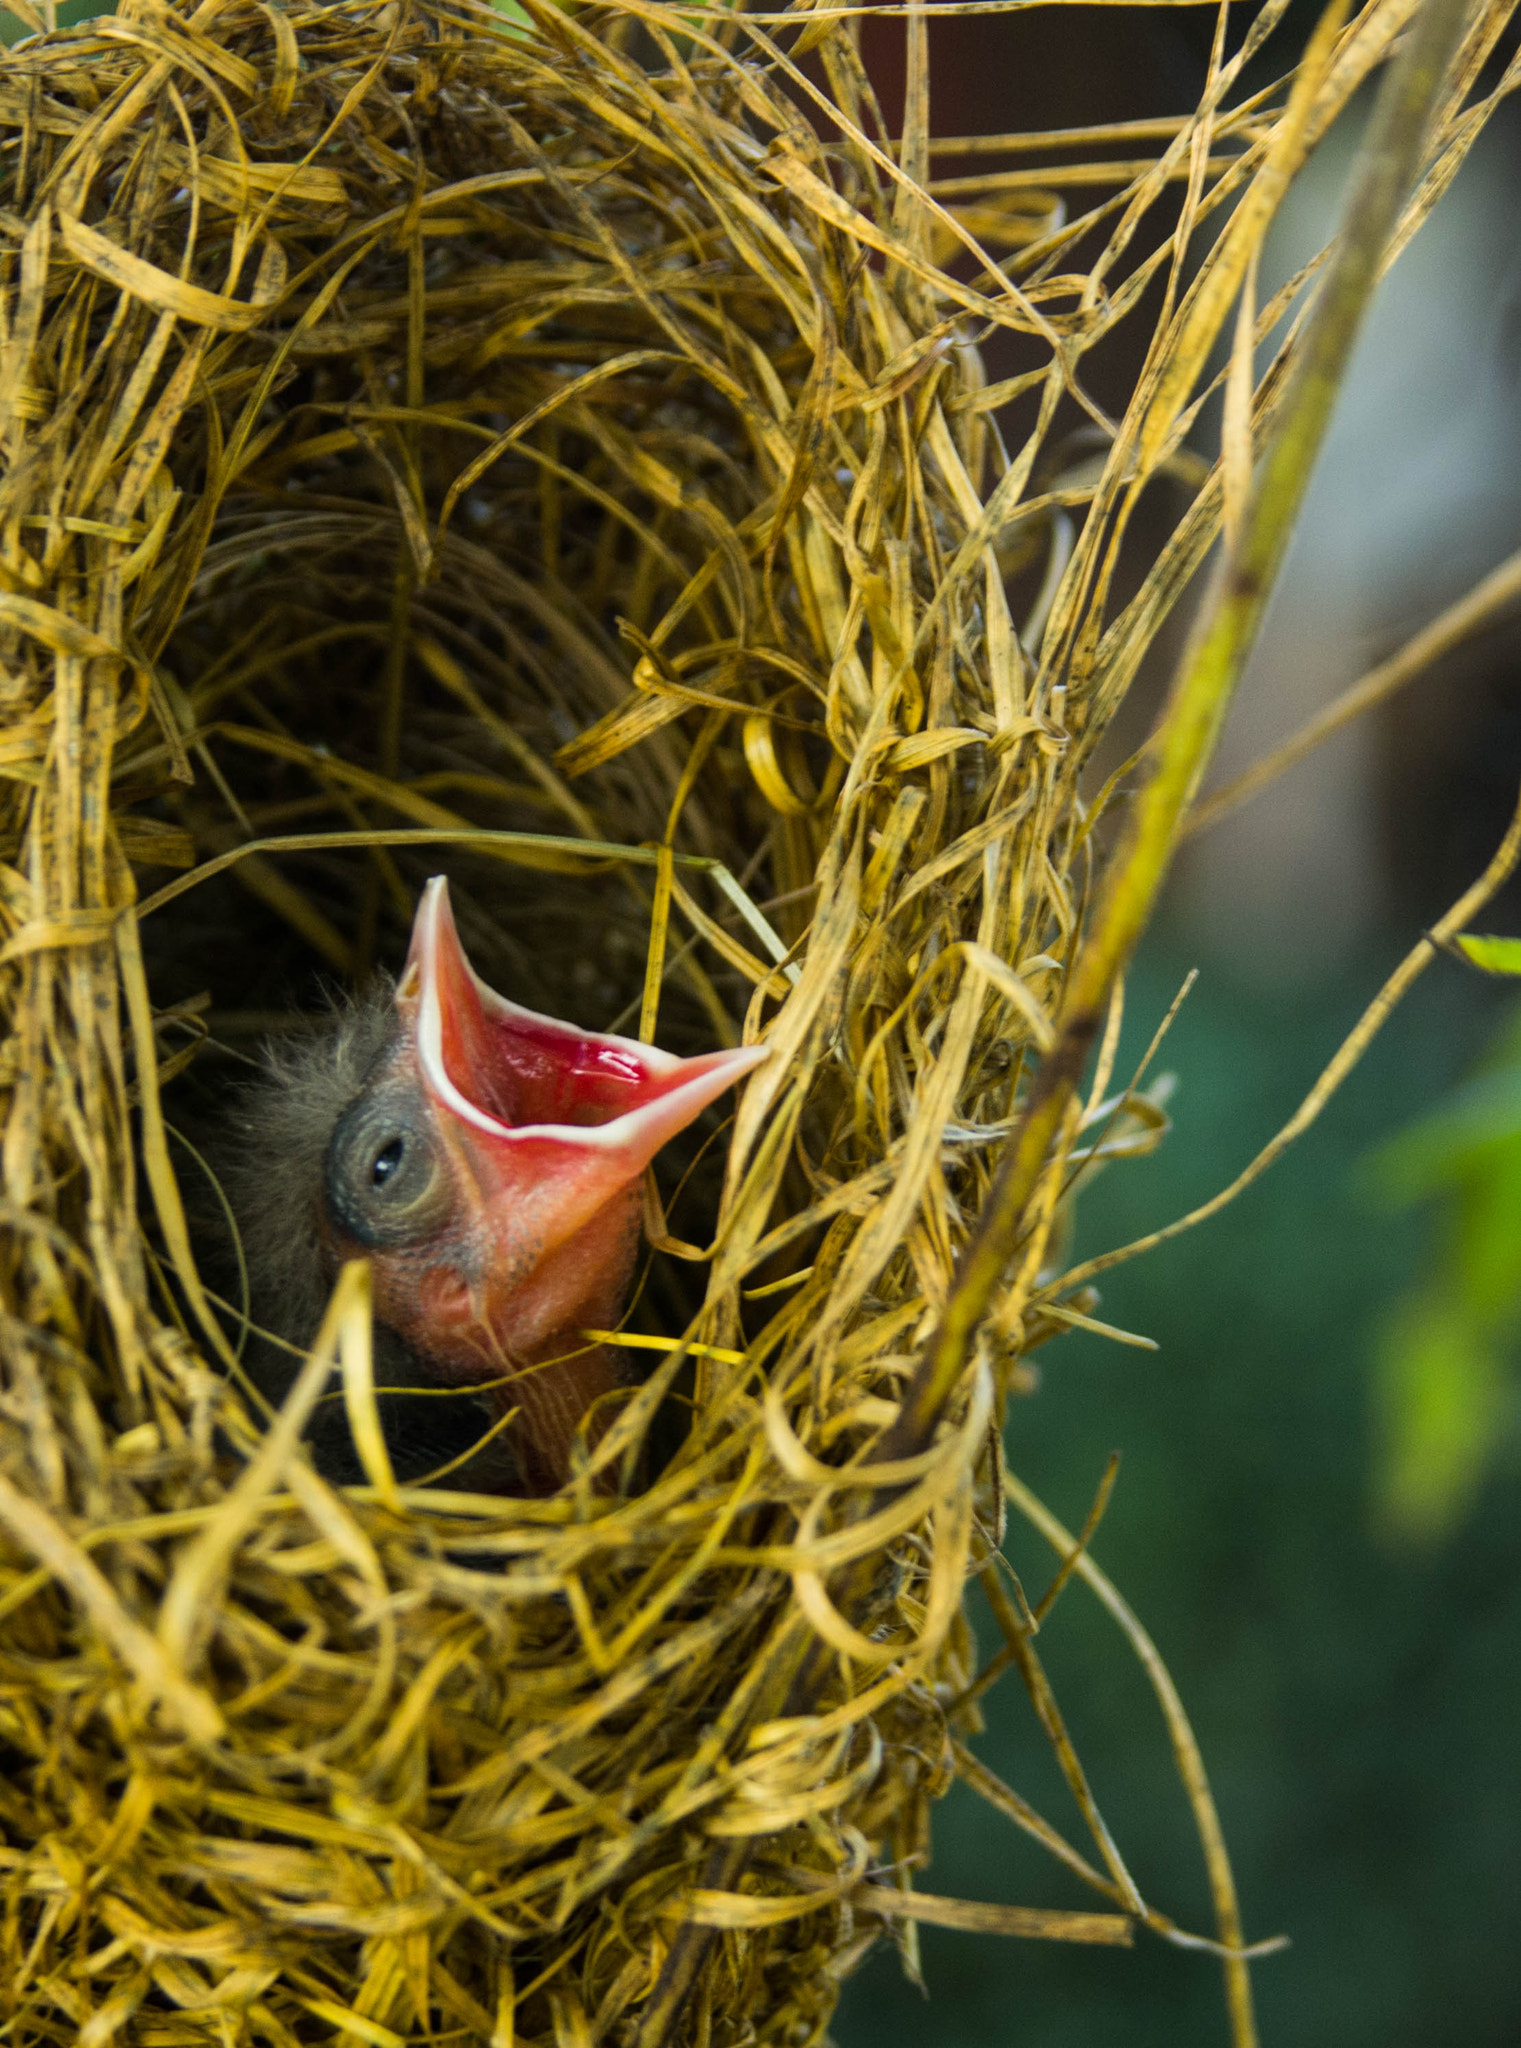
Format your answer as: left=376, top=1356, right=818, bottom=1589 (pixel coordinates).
left=341, top=876, right=767, bottom=1488
left=322, top=877, right=765, bottom=1491
left=398, top=875, right=768, bottom=1256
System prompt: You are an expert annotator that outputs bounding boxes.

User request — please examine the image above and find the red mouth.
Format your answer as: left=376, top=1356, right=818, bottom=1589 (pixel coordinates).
left=399, top=875, right=769, bottom=1251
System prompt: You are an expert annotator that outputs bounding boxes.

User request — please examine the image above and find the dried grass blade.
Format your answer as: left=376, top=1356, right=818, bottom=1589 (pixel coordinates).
left=0, top=1470, right=223, bottom=1741
left=854, top=1884, right=1133, bottom=1946
left=1004, top=1469, right=1263, bottom=1995
left=1136, top=0, right=1353, bottom=474
left=158, top=1262, right=372, bottom=1674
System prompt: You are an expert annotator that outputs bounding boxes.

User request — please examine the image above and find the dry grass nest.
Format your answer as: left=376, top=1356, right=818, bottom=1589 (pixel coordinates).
left=0, top=0, right=1512, bottom=2041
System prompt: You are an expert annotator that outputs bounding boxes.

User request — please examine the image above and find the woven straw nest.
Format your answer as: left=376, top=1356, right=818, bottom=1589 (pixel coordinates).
left=0, top=0, right=1509, bottom=2041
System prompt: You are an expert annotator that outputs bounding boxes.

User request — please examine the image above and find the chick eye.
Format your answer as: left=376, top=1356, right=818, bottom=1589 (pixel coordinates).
left=371, top=1137, right=405, bottom=1188
left=325, top=1084, right=447, bottom=1250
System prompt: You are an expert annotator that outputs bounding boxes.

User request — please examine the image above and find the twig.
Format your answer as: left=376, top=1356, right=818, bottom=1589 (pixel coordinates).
left=1185, top=543, right=1521, bottom=840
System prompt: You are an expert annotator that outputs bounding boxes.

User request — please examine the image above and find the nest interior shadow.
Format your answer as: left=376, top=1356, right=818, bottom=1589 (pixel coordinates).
left=0, top=0, right=1507, bottom=2040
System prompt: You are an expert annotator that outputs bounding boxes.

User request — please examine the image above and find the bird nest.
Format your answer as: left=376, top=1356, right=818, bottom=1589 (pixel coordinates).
left=0, top=0, right=1506, bottom=2041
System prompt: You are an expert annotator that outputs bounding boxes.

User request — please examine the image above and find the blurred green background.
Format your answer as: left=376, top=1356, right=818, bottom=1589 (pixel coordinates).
left=834, top=942, right=1521, bottom=2046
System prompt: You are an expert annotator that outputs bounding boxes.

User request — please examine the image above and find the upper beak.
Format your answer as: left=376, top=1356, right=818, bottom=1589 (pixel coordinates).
left=398, top=875, right=768, bottom=1266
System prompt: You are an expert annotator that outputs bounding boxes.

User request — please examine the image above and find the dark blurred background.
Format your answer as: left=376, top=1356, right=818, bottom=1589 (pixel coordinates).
left=830, top=6, right=1521, bottom=2045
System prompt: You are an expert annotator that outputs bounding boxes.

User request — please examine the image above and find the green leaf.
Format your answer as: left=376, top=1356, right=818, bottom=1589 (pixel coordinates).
left=1455, top=933, right=1521, bottom=976
left=1372, top=1292, right=1506, bottom=1541
left=1362, top=1063, right=1521, bottom=1203
left=1452, top=1159, right=1521, bottom=1320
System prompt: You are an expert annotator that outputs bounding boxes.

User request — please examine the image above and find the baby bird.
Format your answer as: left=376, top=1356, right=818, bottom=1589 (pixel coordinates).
left=224, top=876, right=766, bottom=1494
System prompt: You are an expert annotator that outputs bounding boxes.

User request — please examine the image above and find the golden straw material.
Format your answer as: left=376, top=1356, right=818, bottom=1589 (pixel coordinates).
left=0, top=0, right=1511, bottom=2042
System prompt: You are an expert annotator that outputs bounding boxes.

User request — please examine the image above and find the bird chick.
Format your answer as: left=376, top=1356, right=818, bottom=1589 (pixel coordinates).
left=222, top=876, right=766, bottom=1494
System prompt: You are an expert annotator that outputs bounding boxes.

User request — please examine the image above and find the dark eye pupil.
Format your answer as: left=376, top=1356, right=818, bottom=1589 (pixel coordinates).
left=371, top=1137, right=405, bottom=1188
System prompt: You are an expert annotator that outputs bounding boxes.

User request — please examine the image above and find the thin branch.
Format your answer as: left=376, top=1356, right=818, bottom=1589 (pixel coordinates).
left=1186, top=543, right=1521, bottom=840
left=1058, top=770, right=1521, bottom=1296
